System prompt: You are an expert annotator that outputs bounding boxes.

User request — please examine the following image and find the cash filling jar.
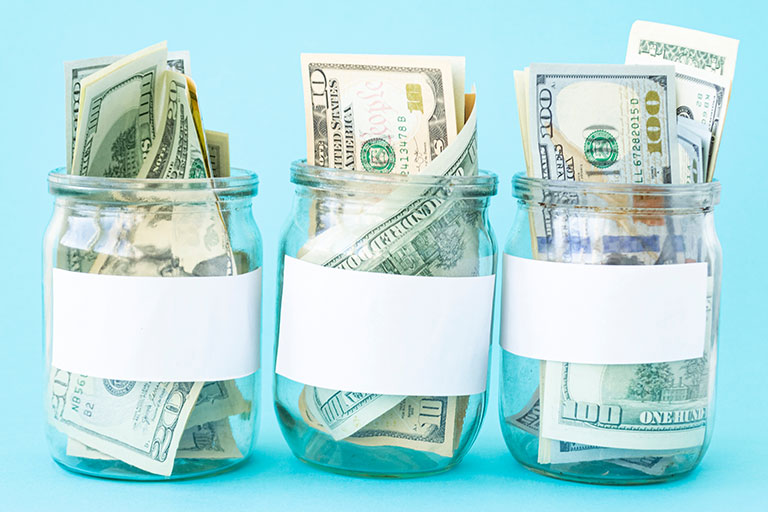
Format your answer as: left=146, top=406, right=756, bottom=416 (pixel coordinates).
left=274, top=162, right=498, bottom=477
left=499, top=174, right=721, bottom=484
left=43, top=169, right=262, bottom=480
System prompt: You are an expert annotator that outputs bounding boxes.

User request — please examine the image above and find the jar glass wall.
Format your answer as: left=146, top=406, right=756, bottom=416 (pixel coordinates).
left=499, top=174, right=721, bottom=485
left=274, top=162, right=497, bottom=477
left=43, top=169, right=262, bottom=480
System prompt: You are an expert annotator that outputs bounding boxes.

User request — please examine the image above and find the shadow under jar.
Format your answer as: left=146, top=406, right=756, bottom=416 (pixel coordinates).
left=274, top=162, right=498, bottom=478
left=499, top=174, right=721, bottom=485
left=43, top=169, right=262, bottom=480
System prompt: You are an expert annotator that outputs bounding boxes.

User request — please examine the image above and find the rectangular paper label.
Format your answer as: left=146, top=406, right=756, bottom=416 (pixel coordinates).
left=51, top=268, right=262, bottom=381
left=276, top=256, right=495, bottom=396
left=500, top=254, right=707, bottom=364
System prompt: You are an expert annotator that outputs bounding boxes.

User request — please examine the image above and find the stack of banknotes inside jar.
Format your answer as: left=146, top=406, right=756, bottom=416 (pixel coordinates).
left=273, top=51, right=495, bottom=475
left=49, top=42, right=255, bottom=477
left=502, top=20, right=737, bottom=478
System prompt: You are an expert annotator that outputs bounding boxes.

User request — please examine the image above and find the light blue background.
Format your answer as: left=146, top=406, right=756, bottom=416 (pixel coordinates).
left=1, top=1, right=765, bottom=510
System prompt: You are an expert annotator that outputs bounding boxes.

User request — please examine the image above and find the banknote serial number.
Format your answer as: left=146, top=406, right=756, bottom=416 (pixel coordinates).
left=397, top=116, right=410, bottom=172
left=70, top=377, right=95, bottom=418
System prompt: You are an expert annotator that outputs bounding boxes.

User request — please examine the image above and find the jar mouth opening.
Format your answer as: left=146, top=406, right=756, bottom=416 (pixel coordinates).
left=291, top=160, right=498, bottom=197
left=512, top=173, right=720, bottom=209
left=48, top=167, right=259, bottom=197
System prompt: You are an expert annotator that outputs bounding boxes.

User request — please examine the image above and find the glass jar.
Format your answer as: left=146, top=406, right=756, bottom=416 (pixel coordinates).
left=499, top=174, right=721, bottom=484
left=274, top=162, right=498, bottom=477
left=43, top=169, right=262, bottom=480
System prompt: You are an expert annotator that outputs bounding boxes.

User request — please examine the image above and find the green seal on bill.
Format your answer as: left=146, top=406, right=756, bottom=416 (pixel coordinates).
left=584, top=130, right=619, bottom=169
left=360, top=138, right=396, bottom=173
left=190, top=158, right=206, bottom=178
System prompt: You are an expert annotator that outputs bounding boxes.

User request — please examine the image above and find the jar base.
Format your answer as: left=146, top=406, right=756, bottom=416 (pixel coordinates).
left=294, top=453, right=458, bottom=479
left=51, top=455, right=250, bottom=481
left=515, top=458, right=697, bottom=486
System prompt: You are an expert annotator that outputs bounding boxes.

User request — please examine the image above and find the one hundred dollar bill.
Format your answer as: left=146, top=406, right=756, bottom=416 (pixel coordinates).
left=524, top=63, right=679, bottom=185
left=533, top=217, right=716, bottom=453
left=301, top=53, right=464, bottom=175
left=516, top=64, right=680, bottom=260
left=626, top=20, right=739, bottom=180
left=49, top=368, right=203, bottom=476
left=65, top=50, right=190, bottom=171
left=539, top=355, right=712, bottom=451
left=507, top=389, right=680, bottom=469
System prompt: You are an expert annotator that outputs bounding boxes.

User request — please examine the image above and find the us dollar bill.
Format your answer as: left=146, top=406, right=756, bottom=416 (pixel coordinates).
left=507, top=389, right=680, bottom=471
left=524, top=63, right=679, bottom=185
left=54, top=44, right=244, bottom=476
left=176, top=419, right=243, bottom=459
left=65, top=50, right=190, bottom=171
left=70, top=42, right=168, bottom=177
left=300, top=389, right=467, bottom=457
left=540, top=350, right=713, bottom=452
left=135, top=70, right=208, bottom=180
left=289, top=95, right=480, bottom=441
left=67, top=418, right=242, bottom=461
left=516, top=64, right=680, bottom=260
left=302, top=386, right=406, bottom=441
left=678, top=115, right=711, bottom=177
left=534, top=221, right=715, bottom=456
left=677, top=117, right=705, bottom=184
left=298, top=96, right=479, bottom=271
left=302, top=53, right=464, bottom=175
left=81, top=68, right=235, bottom=276
left=346, top=395, right=467, bottom=457
left=49, top=368, right=202, bottom=475
left=205, top=130, right=230, bottom=177
left=187, top=380, right=250, bottom=427
left=626, top=20, right=739, bottom=180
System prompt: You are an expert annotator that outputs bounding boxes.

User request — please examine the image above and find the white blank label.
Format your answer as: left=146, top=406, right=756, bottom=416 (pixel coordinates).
left=500, top=255, right=707, bottom=364
left=51, top=268, right=262, bottom=381
left=276, top=256, right=495, bottom=396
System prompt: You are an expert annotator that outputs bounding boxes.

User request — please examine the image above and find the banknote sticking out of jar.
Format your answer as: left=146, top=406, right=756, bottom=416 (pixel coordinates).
left=271, top=53, right=497, bottom=477
left=498, top=174, right=721, bottom=484
left=45, top=42, right=262, bottom=480
left=501, top=21, right=736, bottom=483
left=44, top=168, right=262, bottom=480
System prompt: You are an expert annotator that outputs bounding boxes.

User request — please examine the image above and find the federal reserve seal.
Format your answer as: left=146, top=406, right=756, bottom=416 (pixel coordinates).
left=103, top=379, right=135, bottom=396
left=360, top=138, right=395, bottom=173
left=584, top=130, right=619, bottom=169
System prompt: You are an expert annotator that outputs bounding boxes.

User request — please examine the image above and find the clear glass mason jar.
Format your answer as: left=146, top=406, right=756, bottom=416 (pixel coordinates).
left=43, top=169, right=262, bottom=480
left=274, top=162, right=498, bottom=477
left=499, top=174, right=721, bottom=484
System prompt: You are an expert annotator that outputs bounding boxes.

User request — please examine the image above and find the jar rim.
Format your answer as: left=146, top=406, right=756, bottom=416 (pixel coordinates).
left=512, top=172, right=720, bottom=209
left=290, top=160, right=498, bottom=197
left=48, top=167, right=259, bottom=197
